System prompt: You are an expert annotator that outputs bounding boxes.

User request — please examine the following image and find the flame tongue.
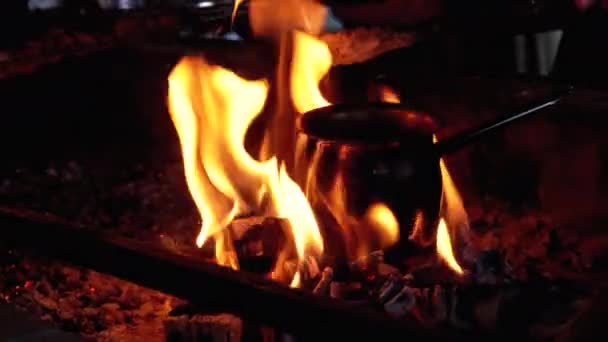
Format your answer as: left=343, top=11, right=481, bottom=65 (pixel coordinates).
left=231, top=0, right=245, bottom=25
left=291, top=30, right=332, bottom=113
left=167, top=34, right=327, bottom=282
left=434, top=135, right=468, bottom=275
left=436, top=218, right=463, bottom=275
left=168, top=57, right=271, bottom=248
left=169, top=0, right=334, bottom=284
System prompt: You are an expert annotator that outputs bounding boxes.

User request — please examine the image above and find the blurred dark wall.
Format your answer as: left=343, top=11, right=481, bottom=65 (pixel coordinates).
left=0, top=1, right=29, bottom=48
left=552, top=9, right=608, bottom=87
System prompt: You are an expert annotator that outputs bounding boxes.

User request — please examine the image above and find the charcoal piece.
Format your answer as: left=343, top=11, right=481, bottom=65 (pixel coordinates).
left=428, top=285, right=449, bottom=323
left=330, top=281, right=365, bottom=300
left=312, top=267, right=333, bottom=295
left=447, top=286, right=472, bottom=330
left=377, top=274, right=405, bottom=304
left=383, top=286, right=417, bottom=319
left=230, top=217, right=292, bottom=274
left=298, top=256, right=321, bottom=283
left=282, top=260, right=298, bottom=277
left=164, top=313, right=243, bottom=342
left=165, top=315, right=189, bottom=342
left=350, top=250, right=384, bottom=274
left=413, top=285, right=472, bottom=329
left=377, top=262, right=400, bottom=277
left=472, top=290, right=503, bottom=331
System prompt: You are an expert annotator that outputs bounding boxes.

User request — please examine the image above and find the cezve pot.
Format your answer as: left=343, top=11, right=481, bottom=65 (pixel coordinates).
left=295, top=96, right=563, bottom=262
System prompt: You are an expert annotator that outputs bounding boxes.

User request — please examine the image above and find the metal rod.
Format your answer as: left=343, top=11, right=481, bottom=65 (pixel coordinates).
left=434, top=88, right=571, bottom=156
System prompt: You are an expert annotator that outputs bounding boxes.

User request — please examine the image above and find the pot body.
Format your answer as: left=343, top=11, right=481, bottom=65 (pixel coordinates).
left=295, top=104, right=443, bottom=264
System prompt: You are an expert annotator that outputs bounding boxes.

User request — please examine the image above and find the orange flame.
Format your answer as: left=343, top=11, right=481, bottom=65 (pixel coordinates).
left=272, top=164, right=324, bottom=260
left=439, top=157, right=470, bottom=240
left=436, top=218, right=463, bottom=275
left=365, top=203, right=400, bottom=249
left=168, top=58, right=269, bottom=250
left=169, top=0, right=469, bottom=284
left=304, top=158, right=400, bottom=261
left=168, top=57, right=323, bottom=281
left=231, top=0, right=245, bottom=25
left=291, top=30, right=332, bottom=113
left=433, top=134, right=468, bottom=275
left=378, top=85, right=401, bottom=104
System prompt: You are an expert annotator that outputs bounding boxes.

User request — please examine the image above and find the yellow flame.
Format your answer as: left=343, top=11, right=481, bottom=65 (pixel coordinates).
left=432, top=135, right=468, bottom=275
left=290, top=272, right=301, bottom=288
left=272, top=164, right=324, bottom=259
left=408, top=210, right=425, bottom=242
left=215, top=230, right=239, bottom=269
left=168, top=57, right=323, bottom=280
left=168, top=58, right=269, bottom=251
left=439, top=158, right=470, bottom=238
left=231, top=0, right=245, bottom=25
left=436, top=218, right=463, bottom=275
left=291, top=31, right=332, bottom=113
left=365, top=203, right=400, bottom=248
left=379, top=85, right=400, bottom=104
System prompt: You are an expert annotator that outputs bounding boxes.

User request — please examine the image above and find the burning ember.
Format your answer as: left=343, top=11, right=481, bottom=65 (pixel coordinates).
left=167, top=0, right=466, bottom=286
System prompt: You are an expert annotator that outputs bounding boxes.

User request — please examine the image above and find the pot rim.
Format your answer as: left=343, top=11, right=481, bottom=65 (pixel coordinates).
left=297, top=102, right=439, bottom=144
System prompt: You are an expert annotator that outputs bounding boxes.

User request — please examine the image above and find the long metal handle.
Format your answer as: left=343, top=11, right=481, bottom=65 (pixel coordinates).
left=433, top=89, right=569, bottom=156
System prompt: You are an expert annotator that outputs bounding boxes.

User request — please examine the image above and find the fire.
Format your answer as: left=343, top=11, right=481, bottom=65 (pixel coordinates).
left=168, top=56, right=323, bottom=279
left=167, top=58, right=270, bottom=249
left=231, top=0, right=245, bottom=25
left=436, top=219, right=463, bottom=275
left=271, top=164, right=324, bottom=260
left=378, top=85, right=401, bottom=104
left=365, top=203, right=400, bottom=249
left=169, top=0, right=468, bottom=285
left=168, top=0, right=333, bottom=282
left=304, top=161, right=400, bottom=261
left=291, top=30, right=332, bottom=113
left=439, top=158, right=470, bottom=241
left=434, top=135, right=468, bottom=275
